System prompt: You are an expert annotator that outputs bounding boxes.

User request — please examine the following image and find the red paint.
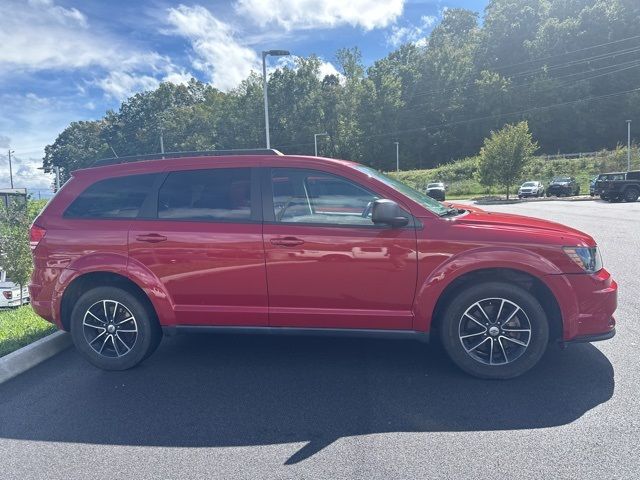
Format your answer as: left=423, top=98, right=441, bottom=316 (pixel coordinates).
left=29, top=154, right=617, bottom=342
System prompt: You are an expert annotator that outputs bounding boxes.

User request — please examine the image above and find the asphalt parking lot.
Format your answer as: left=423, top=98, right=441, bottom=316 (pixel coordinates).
left=1, top=199, right=638, bottom=480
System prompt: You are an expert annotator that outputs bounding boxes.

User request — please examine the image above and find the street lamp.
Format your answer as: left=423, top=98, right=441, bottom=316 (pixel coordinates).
left=262, top=49, right=291, bottom=149
left=394, top=142, right=399, bottom=172
left=314, top=132, right=328, bottom=156
left=627, top=120, right=632, bottom=171
left=7, top=149, right=14, bottom=188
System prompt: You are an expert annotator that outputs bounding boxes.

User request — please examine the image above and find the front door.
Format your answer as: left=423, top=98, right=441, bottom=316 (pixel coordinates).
left=128, top=166, right=268, bottom=326
left=263, top=167, right=418, bottom=330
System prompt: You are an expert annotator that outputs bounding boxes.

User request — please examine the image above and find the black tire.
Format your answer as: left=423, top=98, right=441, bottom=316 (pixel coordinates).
left=600, top=194, right=608, bottom=201
left=70, top=286, right=162, bottom=370
left=624, top=187, right=639, bottom=203
left=439, top=282, right=549, bottom=380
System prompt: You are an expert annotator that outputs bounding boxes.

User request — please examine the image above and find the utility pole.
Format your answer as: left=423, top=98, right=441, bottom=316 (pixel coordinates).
left=8, top=149, right=14, bottom=188
left=394, top=142, right=399, bottom=172
left=160, top=127, right=165, bottom=157
left=54, top=166, right=60, bottom=192
left=314, top=132, right=328, bottom=156
left=627, top=120, right=632, bottom=171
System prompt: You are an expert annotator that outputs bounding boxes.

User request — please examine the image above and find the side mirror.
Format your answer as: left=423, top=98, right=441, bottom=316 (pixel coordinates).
left=371, top=199, right=409, bottom=227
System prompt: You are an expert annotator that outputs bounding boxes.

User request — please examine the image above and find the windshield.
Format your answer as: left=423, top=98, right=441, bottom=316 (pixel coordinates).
left=522, top=182, right=536, bottom=187
left=354, top=165, right=450, bottom=216
left=427, top=183, right=443, bottom=188
left=552, top=177, right=571, bottom=182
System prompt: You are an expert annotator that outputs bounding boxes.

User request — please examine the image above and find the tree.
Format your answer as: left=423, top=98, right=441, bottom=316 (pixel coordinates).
left=478, top=121, right=538, bottom=198
left=0, top=198, right=33, bottom=302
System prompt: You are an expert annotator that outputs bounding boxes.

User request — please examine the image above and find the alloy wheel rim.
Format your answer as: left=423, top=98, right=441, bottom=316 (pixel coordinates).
left=83, top=300, right=138, bottom=358
left=458, top=298, right=531, bottom=366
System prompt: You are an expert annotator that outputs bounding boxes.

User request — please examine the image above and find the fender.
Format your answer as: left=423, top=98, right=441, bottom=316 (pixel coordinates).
left=413, top=246, right=578, bottom=334
left=52, top=252, right=176, bottom=328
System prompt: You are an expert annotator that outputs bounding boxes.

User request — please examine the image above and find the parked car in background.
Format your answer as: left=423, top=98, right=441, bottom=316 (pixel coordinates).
left=593, top=172, right=625, bottom=200
left=546, top=176, right=580, bottom=197
left=29, top=151, right=617, bottom=379
left=595, top=171, right=640, bottom=203
left=425, top=182, right=446, bottom=201
left=518, top=181, right=544, bottom=198
left=0, top=270, right=29, bottom=308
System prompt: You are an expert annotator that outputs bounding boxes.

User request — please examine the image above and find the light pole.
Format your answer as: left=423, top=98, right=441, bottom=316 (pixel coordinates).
left=262, top=49, right=290, bottom=149
left=8, top=149, right=14, bottom=188
left=394, top=142, right=399, bottom=172
left=314, top=132, right=328, bottom=156
left=627, top=120, right=632, bottom=171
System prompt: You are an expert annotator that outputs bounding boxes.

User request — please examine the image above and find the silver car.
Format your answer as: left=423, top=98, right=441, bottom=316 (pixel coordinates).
left=518, top=181, right=544, bottom=198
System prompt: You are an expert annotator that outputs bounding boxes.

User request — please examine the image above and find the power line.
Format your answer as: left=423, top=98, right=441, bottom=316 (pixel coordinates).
left=401, top=57, right=640, bottom=115
left=485, top=34, right=640, bottom=72
left=405, top=45, right=640, bottom=101
left=273, top=87, right=640, bottom=149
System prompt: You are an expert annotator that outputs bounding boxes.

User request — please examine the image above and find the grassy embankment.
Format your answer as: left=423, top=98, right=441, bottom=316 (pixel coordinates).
left=388, top=147, right=640, bottom=199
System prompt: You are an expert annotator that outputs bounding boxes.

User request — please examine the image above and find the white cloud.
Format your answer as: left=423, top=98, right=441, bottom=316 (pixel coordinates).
left=0, top=1, right=193, bottom=100
left=387, top=14, right=438, bottom=47
left=318, top=60, right=341, bottom=79
left=235, top=0, right=404, bottom=31
left=166, top=5, right=261, bottom=91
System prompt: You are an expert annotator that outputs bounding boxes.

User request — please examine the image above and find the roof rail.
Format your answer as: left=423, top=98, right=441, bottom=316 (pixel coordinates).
left=92, top=148, right=283, bottom=167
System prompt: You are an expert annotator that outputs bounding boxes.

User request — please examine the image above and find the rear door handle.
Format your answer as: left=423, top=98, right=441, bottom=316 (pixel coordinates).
left=270, top=236, right=305, bottom=247
left=136, top=233, right=167, bottom=243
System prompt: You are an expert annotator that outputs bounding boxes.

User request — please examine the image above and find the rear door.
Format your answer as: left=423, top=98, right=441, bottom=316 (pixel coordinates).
left=128, top=165, right=268, bottom=326
left=262, top=167, right=418, bottom=330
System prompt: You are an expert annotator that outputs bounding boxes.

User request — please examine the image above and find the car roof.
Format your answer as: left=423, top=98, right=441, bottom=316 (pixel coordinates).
left=72, top=154, right=362, bottom=178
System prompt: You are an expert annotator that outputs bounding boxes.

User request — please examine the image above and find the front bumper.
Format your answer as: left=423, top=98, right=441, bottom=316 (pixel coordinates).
left=547, top=268, right=617, bottom=341
left=565, top=328, right=615, bottom=344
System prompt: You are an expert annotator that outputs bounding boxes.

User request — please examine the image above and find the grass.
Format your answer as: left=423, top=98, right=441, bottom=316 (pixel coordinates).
left=388, top=147, right=640, bottom=197
left=0, top=305, right=57, bottom=357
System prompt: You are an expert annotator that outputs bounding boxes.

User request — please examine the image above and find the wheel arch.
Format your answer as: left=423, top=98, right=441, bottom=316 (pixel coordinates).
left=59, top=271, right=161, bottom=331
left=428, top=267, right=563, bottom=343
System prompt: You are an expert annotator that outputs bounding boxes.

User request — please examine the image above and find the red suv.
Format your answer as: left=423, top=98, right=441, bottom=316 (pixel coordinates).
left=29, top=151, right=617, bottom=379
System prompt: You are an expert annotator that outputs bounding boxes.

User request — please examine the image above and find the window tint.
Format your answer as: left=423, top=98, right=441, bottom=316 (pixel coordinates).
left=271, top=168, right=377, bottom=225
left=158, top=168, right=253, bottom=221
left=65, top=174, right=158, bottom=219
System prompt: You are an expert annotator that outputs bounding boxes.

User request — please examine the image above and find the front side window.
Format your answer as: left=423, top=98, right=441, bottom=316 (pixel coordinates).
left=271, top=168, right=378, bottom=225
left=354, top=165, right=450, bottom=216
left=158, top=168, right=253, bottom=221
left=65, top=174, right=158, bottom=219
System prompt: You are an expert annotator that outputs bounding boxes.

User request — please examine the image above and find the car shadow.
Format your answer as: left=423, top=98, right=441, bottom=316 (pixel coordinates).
left=0, top=333, right=614, bottom=464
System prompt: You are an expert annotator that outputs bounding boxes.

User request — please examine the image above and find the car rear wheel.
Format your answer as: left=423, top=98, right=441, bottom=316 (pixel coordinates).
left=439, top=282, right=549, bottom=379
left=624, top=187, right=639, bottom=202
left=70, top=286, right=162, bottom=370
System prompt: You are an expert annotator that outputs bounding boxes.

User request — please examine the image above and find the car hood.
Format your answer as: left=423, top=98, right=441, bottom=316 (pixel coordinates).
left=452, top=210, right=595, bottom=245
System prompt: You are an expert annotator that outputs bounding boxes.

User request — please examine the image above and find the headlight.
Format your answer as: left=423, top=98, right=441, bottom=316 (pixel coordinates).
left=563, top=246, right=603, bottom=273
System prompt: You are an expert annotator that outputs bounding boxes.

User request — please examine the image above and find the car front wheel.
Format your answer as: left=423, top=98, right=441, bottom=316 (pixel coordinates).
left=439, top=282, right=549, bottom=379
left=70, top=286, right=162, bottom=370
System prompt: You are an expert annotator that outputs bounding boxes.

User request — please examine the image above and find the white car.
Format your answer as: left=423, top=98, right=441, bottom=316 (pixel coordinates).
left=0, top=270, right=29, bottom=308
left=518, top=181, right=545, bottom=198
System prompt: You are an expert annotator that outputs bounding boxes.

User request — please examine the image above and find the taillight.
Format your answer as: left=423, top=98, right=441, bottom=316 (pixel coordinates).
left=29, top=225, right=46, bottom=251
left=2, top=291, right=12, bottom=300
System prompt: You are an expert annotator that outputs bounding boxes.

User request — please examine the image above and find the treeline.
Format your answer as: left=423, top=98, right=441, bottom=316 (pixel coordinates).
left=44, top=0, right=640, bottom=181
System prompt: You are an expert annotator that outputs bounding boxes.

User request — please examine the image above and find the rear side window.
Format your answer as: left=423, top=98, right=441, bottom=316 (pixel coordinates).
left=158, top=168, right=253, bottom=221
left=65, top=174, right=158, bottom=219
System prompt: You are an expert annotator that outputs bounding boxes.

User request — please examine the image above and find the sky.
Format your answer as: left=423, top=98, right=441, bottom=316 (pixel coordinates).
left=0, top=0, right=488, bottom=192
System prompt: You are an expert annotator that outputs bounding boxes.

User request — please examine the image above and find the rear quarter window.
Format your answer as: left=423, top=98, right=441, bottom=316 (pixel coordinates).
left=64, top=174, right=158, bottom=219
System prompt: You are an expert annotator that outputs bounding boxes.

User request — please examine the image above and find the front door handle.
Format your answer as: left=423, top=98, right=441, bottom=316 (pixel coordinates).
left=136, top=233, right=167, bottom=243
left=270, top=236, right=305, bottom=247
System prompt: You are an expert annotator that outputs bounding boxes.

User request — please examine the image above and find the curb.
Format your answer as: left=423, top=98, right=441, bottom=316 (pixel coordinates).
left=0, top=331, right=73, bottom=384
left=475, top=196, right=595, bottom=205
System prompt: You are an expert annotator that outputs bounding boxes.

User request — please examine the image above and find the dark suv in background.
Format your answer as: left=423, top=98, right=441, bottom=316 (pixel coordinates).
left=546, top=177, right=580, bottom=197
left=595, top=171, right=640, bottom=202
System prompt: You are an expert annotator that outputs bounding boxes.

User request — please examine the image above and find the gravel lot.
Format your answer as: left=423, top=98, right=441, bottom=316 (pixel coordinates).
left=1, top=199, right=638, bottom=480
